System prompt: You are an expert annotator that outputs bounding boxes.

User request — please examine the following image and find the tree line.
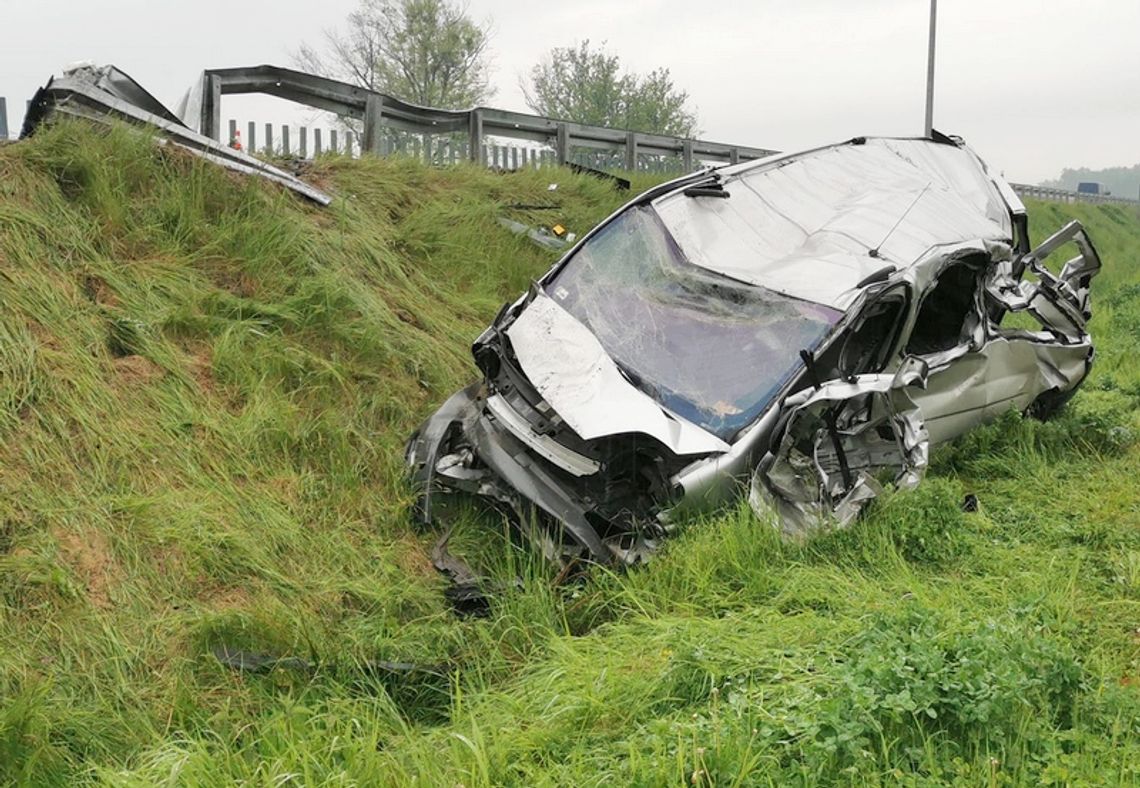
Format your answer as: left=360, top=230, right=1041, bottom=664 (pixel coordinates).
left=295, top=0, right=698, bottom=138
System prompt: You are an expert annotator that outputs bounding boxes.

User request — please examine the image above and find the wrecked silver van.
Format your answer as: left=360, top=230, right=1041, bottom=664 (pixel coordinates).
left=407, top=135, right=1100, bottom=565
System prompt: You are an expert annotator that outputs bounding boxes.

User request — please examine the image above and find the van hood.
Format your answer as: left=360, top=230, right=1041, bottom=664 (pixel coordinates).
left=505, top=293, right=730, bottom=456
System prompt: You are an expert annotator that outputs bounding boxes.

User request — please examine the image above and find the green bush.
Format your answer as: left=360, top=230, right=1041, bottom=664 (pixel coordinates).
left=778, top=607, right=1086, bottom=776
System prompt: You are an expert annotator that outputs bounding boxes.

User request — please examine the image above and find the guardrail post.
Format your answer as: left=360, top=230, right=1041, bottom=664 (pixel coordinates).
left=299, top=126, right=308, bottom=158
left=247, top=121, right=256, bottom=153
left=314, top=128, right=322, bottom=156
left=0, top=98, right=8, bottom=139
left=203, top=74, right=222, bottom=141
left=625, top=131, right=638, bottom=171
left=468, top=109, right=484, bottom=164
left=228, top=119, right=237, bottom=146
left=282, top=125, right=291, bottom=155
left=186, top=67, right=796, bottom=180
left=363, top=95, right=384, bottom=155
left=330, top=129, right=338, bottom=154
left=265, top=123, right=273, bottom=154
left=556, top=123, right=569, bottom=165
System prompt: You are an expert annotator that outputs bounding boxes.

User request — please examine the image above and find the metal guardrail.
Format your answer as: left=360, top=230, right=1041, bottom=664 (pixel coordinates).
left=220, top=116, right=691, bottom=174
left=1011, top=182, right=1140, bottom=206
left=9, top=73, right=1140, bottom=198
left=189, top=65, right=777, bottom=171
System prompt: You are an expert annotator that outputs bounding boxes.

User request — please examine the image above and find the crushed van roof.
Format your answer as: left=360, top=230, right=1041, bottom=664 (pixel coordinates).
left=653, top=137, right=1016, bottom=308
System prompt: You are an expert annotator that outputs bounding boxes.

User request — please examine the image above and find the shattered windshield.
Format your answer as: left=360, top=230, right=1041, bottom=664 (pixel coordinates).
left=547, top=206, right=841, bottom=440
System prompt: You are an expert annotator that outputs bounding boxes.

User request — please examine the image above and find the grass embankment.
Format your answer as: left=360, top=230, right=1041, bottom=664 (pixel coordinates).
left=1, top=121, right=1139, bottom=785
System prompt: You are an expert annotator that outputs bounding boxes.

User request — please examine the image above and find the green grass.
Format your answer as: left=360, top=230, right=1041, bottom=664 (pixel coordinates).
left=1, top=121, right=1139, bottom=785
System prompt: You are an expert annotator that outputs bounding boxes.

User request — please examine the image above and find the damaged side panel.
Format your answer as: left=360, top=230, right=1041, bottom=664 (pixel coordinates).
left=749, top=357, right=931, bottom=538
left=751, top=219, right=1101, bottom=533
left=913, top=337, right=1091, bottom=444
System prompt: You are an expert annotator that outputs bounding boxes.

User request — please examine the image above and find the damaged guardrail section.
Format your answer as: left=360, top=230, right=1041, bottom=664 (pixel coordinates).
left=20, top=61, right=774, bottom=205
left=408, top=134, right=1103, bottom=572
left=184, top=64, right=775, bottom=170
left=21, top=64, right=332, bottom=205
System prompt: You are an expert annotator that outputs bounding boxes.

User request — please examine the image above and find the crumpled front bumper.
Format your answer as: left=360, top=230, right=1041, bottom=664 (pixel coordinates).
left=405, top=383, right=624, bottom=565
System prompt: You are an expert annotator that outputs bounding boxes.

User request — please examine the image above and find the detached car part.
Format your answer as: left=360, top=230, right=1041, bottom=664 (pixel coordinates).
left=408, top=135, right=1101, bottom=564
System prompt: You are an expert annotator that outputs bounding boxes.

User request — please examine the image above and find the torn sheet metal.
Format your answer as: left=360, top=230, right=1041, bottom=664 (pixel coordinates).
left=21, top=64, right=331, bottom=205
left=60, top=63, right=184, bottom=125
left=408, top=133, right=1103, bottom=570
left=566, top=161, right=631, bottom=191
left=749, top=357, right=930, bottom=539
left=752, top=216, right=1101, bottom=522
left=988, top=220, right=1100, bottom=333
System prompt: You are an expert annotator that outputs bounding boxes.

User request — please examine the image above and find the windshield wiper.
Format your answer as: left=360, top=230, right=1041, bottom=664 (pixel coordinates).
left=683, top=184, right=730, bottom=199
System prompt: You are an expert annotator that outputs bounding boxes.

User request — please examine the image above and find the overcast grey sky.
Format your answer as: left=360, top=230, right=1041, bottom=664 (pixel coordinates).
left=3, top=0, right=1138, bottom=183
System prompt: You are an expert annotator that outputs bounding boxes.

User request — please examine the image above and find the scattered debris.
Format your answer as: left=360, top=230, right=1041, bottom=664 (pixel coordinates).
left=409, top=135, right=1101, bottom=566
left=497, top=217, right=573, bottom=251
left=567, top=161, right=631, bottom=190
left=430, top=525, right=490, bottom=616
left=213, top=647, right=312, bottom=675
left=429, top=523, right=523, bottom=616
